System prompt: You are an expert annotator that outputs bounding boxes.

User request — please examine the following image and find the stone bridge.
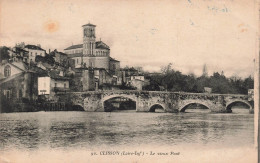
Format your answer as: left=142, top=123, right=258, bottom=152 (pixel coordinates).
left=56, top=90, right=254, bottom=113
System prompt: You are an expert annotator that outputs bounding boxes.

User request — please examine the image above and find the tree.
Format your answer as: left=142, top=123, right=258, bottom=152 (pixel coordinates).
left=35, top=54, right=55, bottom=65
left=0, top=46, right=10, bottom=61
left=161, top=63, right=172, bottom=74
left=202, top=64, right=208, bottom=77
left=242, top=76, right=254, bottom=93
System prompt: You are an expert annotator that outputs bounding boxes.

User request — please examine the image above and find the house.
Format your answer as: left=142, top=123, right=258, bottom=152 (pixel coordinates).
left=204, top=87, right=212, bottom=93
left=129, top=77, right=150, bottom=90
left=130, top=75, right=145, bottom=81
left=24, top=44, right=46, bottom=62
left=8, top=47, right=29, bottom=63
left=0, top=61, right=39, bottom=112
left=38, top=72, right=70, bottom=99
left=109, top=57, right=120, bottom=75
left=50, top=49, right=68, bottom=67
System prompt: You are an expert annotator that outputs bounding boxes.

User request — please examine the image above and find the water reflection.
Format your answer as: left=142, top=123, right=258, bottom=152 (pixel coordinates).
left=0, top=110, right=254, bottom=151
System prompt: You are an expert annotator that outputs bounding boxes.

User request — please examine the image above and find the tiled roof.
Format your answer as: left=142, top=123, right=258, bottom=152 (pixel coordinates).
left=96, top=45, right=109, bottom=50
left=14, top=47, right=29, bottom=53
left=25, top=44, right=45, bottom=51
left=29, top=66, right=48, bottom=76
left=64, top=44, right=83, bottom=50
left=110, top=57, right=119, bottom=62
left=5, top=61, right=28, bottom=72
left=96, top=41, right=110, bottom=50
left=0, top=72, right=24, bottom=85
left=82, top=23, right=96, bottom=27
left=64, top=41, right=110, bottom=50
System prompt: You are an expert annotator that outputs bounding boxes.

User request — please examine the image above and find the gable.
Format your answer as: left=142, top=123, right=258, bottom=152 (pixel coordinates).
left=0, top=62, right=26, bottom=78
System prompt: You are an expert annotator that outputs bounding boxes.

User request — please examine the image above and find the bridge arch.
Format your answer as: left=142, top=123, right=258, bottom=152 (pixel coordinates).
left=226, top=100, right=252, bottom=112
left=102, top=94, right=138, bottom=112
left=102, top=94, right=137, bottom=103
left=149, top=103, right=166, bottom=112
left=179, top=100, right=211, bottom=112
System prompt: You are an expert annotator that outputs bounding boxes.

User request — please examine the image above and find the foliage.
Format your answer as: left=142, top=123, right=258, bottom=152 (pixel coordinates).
left=146, top=63, right=254, bottom=94
left=0, top=46, right=10, bottom=61
left=35, top=54, right=55, bottom=65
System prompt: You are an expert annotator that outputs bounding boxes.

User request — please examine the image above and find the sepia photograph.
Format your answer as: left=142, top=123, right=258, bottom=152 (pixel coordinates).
left=0, top=0, right=259, bottom=162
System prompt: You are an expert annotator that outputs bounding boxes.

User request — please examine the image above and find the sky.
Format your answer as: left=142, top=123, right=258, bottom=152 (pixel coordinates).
left=0, top=0, right=258, bottom=78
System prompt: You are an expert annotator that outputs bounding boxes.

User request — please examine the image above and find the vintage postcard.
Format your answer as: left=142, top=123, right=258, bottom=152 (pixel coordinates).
left=0, top=0, right=258, bottom=162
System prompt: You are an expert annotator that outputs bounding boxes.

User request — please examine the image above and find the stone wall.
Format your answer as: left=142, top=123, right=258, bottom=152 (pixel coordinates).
left=82, top=70, right=95, bottom=91
left=56, top=91, right=253, bottom=113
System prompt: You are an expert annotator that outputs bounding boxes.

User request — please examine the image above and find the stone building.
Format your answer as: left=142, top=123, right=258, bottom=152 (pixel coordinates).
left=0, top=61, right=40, bottom=112
left=24, top=44, right=46, bottom=62
left=8, top=43, right=46, bottom=63
left=50, top=49, right=68, bottom=67
left=64, top=23, right=120, bottom=72
left=64, top=23, right=121, bottom=90
left=8, top=47, right=29, bottom=63
left=128, top=75, right=150, bottom=90
left=38, top=74, right=70, bottom=99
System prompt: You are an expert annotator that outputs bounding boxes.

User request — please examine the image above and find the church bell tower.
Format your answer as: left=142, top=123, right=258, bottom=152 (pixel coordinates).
left=82, top=23, right=96, bottom=56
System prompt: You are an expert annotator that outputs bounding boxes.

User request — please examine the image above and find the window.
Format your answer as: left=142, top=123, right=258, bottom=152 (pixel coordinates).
left=64, top=83, right=66, bottom=88
left=4, top=65, right=11, bottom=77
left=4, top=90, right=11, bottom=99
left=55, top=83, right=57, bottom=87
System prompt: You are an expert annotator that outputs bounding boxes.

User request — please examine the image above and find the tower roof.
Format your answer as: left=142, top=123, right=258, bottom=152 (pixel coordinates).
left=82, top=23, right=96, bottom=27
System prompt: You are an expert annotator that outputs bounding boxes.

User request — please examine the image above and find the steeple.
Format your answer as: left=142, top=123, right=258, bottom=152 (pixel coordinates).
left=82, top=23, right=96, bottom=56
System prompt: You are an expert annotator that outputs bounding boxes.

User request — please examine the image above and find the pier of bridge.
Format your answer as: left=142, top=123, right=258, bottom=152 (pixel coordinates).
left=56, top=90, right=254, bottom=113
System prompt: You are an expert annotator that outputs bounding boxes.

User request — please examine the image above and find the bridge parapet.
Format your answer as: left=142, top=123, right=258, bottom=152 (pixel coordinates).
left=56, top=91, right=253, bottom=113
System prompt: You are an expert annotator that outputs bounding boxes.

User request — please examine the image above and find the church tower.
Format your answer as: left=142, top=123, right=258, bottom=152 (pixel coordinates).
left=82, top=23, right=96, bottom=56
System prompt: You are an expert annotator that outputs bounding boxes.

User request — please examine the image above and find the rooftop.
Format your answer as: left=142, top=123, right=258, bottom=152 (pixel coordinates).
left=64, top=44, right=83, bottom=50
left=96, top=41, right=110, bottom=50
left=24, top=44, right=45, bottom=51
left=82, top=23, right=96, bottom=27
left=0, top=72, right=24, bottom=85
left=110, top=57, right=119, bottom=62
left=64, top=41, right=110, bottom=50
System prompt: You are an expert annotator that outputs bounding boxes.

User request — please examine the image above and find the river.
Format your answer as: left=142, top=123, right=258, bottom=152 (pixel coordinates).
left=0, top=109, right=256, bottom=162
